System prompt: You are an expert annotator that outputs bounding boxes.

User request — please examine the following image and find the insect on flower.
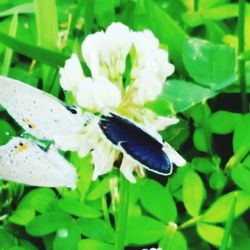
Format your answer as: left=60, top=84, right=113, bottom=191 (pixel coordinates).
left=0, top=23, right=186, bottom=186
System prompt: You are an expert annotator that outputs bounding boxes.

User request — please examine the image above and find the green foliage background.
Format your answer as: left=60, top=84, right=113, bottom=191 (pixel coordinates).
left=0, top=0, right=250, bottom=249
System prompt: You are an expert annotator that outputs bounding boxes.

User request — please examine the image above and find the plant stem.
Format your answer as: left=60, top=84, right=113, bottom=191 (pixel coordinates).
left=115, top=174, right=130, bottom=250
left=178, top=215, right=201, bottom=230
left=194, top=0, right=199, bottom=12
left=201, top=103, right=213, bottom=156
left=238, top=0, right=248, bottom=113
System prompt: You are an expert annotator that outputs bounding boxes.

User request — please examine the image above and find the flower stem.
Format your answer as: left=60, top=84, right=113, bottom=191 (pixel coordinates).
left=238, top=0, right=248, bottom=113
left=115, top=174, right=130, bottom=250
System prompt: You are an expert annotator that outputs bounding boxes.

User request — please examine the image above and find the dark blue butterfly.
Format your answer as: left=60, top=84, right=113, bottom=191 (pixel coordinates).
left=99, top=112, right=175, bottom=175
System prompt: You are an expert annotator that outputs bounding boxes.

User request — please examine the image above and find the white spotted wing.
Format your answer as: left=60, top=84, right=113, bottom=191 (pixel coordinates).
left=0, top=137, right=77, bottom=188
left=0, top=76, right=83, bottom=141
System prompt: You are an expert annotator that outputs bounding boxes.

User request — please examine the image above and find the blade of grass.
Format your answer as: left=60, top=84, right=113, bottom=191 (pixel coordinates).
left=34, top=0, right=58, bottom=50
left=0, top=31, right=68, bottom=67
left=238, top=0, right=248, bottom=113
left=0, top=3, right=34, bottom=17
left=219, top=193, right=237, bottom=250
left=2, top=14, right=18, bottom=76
left=34, top=0, right=59, bottom=91
left=143, top=0, right=188, bottom=74
left=84, top=0, right=96, bottom=36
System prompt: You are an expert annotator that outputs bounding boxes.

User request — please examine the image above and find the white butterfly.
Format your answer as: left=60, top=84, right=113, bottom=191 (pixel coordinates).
left=0, top=76, right=86, bottom=188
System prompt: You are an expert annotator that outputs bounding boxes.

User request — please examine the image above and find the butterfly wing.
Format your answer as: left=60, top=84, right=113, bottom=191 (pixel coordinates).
left=0, top=76, right=83, bottom=140
left=0, top=137, right=76, bottom=188
left=99, top=112, right=172, bottom=175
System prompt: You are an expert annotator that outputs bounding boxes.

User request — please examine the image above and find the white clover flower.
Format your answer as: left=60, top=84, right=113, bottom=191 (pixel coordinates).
left=58, top=22, right=184, bottom=183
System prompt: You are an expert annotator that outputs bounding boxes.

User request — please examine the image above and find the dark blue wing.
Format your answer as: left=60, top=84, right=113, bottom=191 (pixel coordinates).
left=99, top=112, right=172, bottom=175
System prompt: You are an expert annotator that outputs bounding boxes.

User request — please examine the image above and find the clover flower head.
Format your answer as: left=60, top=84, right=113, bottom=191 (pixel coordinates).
left=59, top=22, right=185, bottom=183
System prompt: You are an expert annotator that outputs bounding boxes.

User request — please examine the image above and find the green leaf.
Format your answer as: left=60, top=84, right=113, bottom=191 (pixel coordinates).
left=233, top=114, right=250, bottom=153
left=0, top=31, right=68, bottom=67
left=161, top=119, right=189, bottom=149
left=87, top=177, right=110, bottom=201
left=9, top=208, right=35, bottom=226
left=0, top=228, right=16, bottom=248
left=183, top=171, right=205, bottom=217
left=168, top=166, right=190, bottom=201
left=232, top=166, right=250, bottom=192
left=209, top=171, right=227, bottom=190
left=193, top=128, right=209, bottom=153
left=18, top=188, right=56, bottom=213
left=197, top=223, right=229, bottom=247
left=77, top=218, right=114, bottom=243
left=188, top=102, right=211, bottom=127
left=53, top=223, right=81, bottom=250
left=78, top=239, right=113, bottom=250
left=200, top=4, right=238, bottom=20
left=136, top=0, right=187, bottom=73
left=70, top=153, right=93, bottom=201
left=219, top=194, right=237, bottom=250
left=2, top=13, right=18, bottom=76
left=192, top=157, right=214, bottom=174
left=202, top=191, right=250, bottom=223
left=19, top=240, right=38, bottom=250
left=125, top=216, right=165, bottom=245
left=0, top=3, right=34, bottom=17
left=26, top=212, right=71, bottom=236
left=159, top=226, right=187, bottom=250
left=209, top=111, right=242, bottom=134
left=140, top=179, right=177, bottom=223
left=0, top=120, right=16, bottom=145
left=146, top=80, right=216, bottom=115
left=228, top=218, right=250, bottom=250
left=58, top=197, right=102, bottom=218
left=204, top=20, right=225, bottom=43
left=183, top=38, right=236, bottom=90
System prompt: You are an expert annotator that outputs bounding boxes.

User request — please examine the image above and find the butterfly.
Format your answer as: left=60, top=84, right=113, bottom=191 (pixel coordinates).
left=0, top=76, right=85, bottom=188
left=99, top=112, right=186, bottom=176
left=0, top=76, right=185, bottom=185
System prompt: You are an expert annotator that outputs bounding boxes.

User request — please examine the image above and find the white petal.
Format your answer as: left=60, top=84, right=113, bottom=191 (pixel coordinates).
left=143, top=110, right=179, bottom=131
left=59, top=54, right=84, bottom=92
left=91, top=142, right=116, bottom=180
left=131, top=70, right=163, bottom=104
left=82, top=31, right=105, bottom=78
left=154, top=117, right=179, bottom=131
left=82, top=22, right=131, bottom=80
left=76, top=77, right=121, bottom=111
left=120, top=155, right=137, bottom=183
left=163, top=143, right=186, bottom=167
left=151, top=49, right=175, bottom=81
left=131, top=30, right=159, bottom=61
